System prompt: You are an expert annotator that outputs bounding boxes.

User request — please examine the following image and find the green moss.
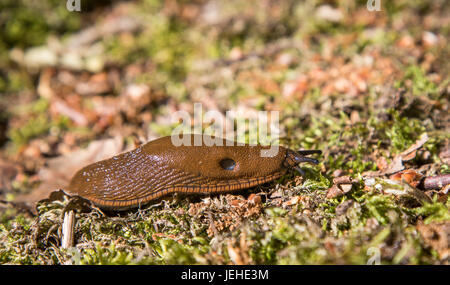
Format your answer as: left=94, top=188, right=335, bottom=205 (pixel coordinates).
left=105, top=11, right=193, bottom=89
left=384, top=112, right=426, bottom=153
left=0, top=0, right=81, bottom=96
left=401, top=66, right=439, bottom=98
left=8, top=114, right=50, bottom=146
left=364, top=195, right=400, bottom=225
left=8, top=113, right=71, bottom=148
left=0, top=69, right=34, bottom=93
left=0, top=0, right=81, bottom=49
left=413, top=200, right=450, bottom=224
left=6, top=98, right=71, bottom=148
left=75, top=244, right=134, bottom=265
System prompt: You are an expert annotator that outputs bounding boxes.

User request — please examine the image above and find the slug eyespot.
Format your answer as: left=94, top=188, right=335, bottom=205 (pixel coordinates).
left=219, top=158, right=236, bottom=170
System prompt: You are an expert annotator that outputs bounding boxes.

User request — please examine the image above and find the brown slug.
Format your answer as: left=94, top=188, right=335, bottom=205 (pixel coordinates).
left=66, top=134, right=321, bottom=210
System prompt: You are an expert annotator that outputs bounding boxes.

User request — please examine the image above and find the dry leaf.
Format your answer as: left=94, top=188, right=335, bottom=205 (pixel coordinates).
left=390, top=169, right=423, bottom=187
left=400, top=133, right=429, bottom=161
left=417, top=222, right=450, bottom=260
left=14, top=137, right=124, bottom=209
left=0, top=159, right=21, bottom=194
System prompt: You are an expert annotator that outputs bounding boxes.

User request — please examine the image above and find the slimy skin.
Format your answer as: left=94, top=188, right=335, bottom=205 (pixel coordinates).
left=67, top=134, right=321, bottom=210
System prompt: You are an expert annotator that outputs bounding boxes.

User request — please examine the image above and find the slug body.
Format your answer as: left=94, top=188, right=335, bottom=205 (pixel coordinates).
left=67, top=134, right=320, bottom=210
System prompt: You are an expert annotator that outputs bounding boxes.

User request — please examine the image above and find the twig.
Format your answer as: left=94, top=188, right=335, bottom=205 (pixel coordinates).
left=61, top=210, right=76, bottom=249
left=420, top=174, right=450, bottom=190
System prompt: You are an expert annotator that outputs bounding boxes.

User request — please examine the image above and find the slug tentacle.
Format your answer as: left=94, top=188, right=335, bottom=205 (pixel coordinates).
left=294, top=156, right=320, bottom=165
left=297, top=150, right=322, bottom=156
left=67, top=134, right=321, bottom=210
left=283, top=149, right=321, bottom=169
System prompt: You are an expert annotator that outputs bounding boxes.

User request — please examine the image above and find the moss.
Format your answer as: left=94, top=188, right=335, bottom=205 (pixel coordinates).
left=104, top=10, right=194, bottom=88
left=8, top=114, right=51, bottom=147
left=0, top=0, right=82, bottom=94
left=0, top=69, right=34, bottom=93
left=73, top=244, right=134, bottom=265
left=7, top=99, right=71, bottom=148
left=413, top=200, right=450, bottom=224
left=0, top=0, right=81, bottom=49
left=364, top=195, right=400, bottom=225
left=384, top=112, right=427, bottom=153
left=401, top=66, right=439, bottom=98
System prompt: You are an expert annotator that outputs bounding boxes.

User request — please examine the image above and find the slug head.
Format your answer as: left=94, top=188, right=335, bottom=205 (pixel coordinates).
left=282, top=148, right=322, bottom=176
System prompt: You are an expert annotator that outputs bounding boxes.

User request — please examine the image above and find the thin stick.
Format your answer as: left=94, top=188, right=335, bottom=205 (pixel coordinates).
left=61, top=210, right=75, bottom=249
left=421, top=174, right=450, bottom=190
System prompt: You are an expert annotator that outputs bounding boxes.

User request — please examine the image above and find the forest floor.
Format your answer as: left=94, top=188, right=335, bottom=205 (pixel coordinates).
left=0, top=0, right=449, bottom=264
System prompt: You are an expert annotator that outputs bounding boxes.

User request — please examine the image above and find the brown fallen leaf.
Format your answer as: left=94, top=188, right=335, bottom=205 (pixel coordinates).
left=14, top=136, right=125, bottom=211
left=282, top=195, right=300, bottom=207
left=364, top=134, right=429, bottom=177
left=327, top=175, right=358, bottom=199
left=332, top=169, right=346, bottom=178
left=439, top=145, right=450, bottom=165
left=51, top=98, right=88, bottom=126
left=383, top=155, right=405, bottom=175
left=390, top=169, right=424, bottom=187
left=119, top=83, right=152, bottom=120
left=326, top=184, right=352, bottom=199
left=400, top=133, right=429, bottom=161
left=335, top=200, right=355, bottom=216
left=75, top=72, right=112, bottom=96
left=333, top=175, right=358, bottom=185
left=0, top=159, right=21, bottom=195
left=376, top=156, right=389, bottom=172
left=417, top=221, right=450, bottom=260
left=247, top=193, right=262, bottom=205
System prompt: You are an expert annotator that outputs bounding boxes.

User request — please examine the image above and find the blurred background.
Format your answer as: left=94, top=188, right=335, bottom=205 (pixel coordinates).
left=0, top=0, right=449, bottom=265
